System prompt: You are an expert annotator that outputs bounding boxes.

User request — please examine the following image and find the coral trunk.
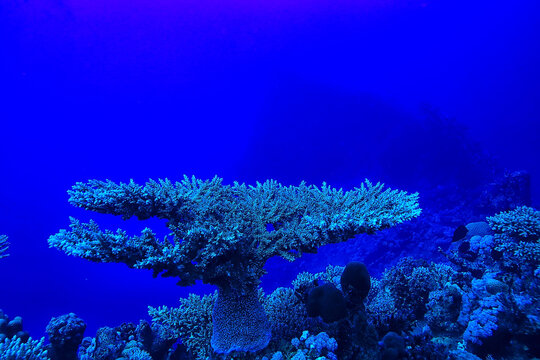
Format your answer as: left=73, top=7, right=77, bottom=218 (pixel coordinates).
left=211, top=285, right=271, bottom=354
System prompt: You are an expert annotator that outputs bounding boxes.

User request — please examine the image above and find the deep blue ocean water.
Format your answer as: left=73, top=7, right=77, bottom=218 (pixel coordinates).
left=1, top=0, right=539, bottom=356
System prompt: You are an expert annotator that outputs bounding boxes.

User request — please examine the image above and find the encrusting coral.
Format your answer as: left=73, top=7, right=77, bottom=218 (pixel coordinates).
left=48, top=175, right=420, bottom=354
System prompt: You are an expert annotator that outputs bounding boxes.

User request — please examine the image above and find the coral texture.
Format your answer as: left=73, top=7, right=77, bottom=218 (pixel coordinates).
left=46, top=313, right=86, bottom=360
left=0, top=336, right=48, bottom=360
left=148, top=292, right=215, bottom=360
left=0, top=235, right=9, bottom=260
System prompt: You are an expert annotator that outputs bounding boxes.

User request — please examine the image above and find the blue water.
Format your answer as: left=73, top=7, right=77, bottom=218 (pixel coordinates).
left=1, top=0, right=539, bottom=352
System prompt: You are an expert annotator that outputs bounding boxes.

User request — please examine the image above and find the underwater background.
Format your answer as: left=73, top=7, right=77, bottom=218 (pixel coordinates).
left=1, top=0, right=540, bottom=359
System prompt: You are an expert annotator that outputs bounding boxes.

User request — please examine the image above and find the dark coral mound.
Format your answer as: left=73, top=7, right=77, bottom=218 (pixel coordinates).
left=46, top=313, right=86, bottom=360
left=340, top=261, right=371, bottom=306
left=307, top=283, right=347, bottom=323
left=0, top=310, right=29, bottom=344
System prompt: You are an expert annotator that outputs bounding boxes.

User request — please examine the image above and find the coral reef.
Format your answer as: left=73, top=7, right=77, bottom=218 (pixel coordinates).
left=366, top=257, right=458, bottom=333
left=311, top=169, right=532, bottom=277
left=147, top=261, right=377, bottom=359
left=379, top=331, right=405, bottom=360
left=432, top=207, right=540, bottom=358
left=78, top=320, right=177, bottom=360
left=49, top=176, right=420, bottom=353
left=4, top=170, right=536, bottom=360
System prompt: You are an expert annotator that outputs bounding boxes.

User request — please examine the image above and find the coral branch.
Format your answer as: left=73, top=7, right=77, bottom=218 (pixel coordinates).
left=0, top=235, right=9, bottom=260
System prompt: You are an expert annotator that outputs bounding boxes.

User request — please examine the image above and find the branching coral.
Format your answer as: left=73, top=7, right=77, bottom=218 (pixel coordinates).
left=292, top=265, right=345, bottom=299
left=0, top=235, right=9, bottom=260
left=486, top=207, right=540, bottom=276
left=264, top=287, right=313, bottom=342
left=148, top=292, right=216, bottom=360
left=487, top=206, right=540, bottom=240
left=365, top=278, right=399, bottom=333
left=0, top=336, right=48, bottom=360
left=377, top=258, right=456, bottom=321
left=49, top=175, right=420, bottom=354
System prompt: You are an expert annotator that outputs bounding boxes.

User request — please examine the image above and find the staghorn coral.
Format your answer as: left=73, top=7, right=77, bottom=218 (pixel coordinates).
left=49, top=175, right=420, bottom=354
left=0, top=235, right=9, bottom=260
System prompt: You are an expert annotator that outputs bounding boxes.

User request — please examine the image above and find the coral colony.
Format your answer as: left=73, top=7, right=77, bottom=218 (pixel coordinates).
left=1, top=175, right=539, bottom=360
left=49, top=176, right=420, bottom=354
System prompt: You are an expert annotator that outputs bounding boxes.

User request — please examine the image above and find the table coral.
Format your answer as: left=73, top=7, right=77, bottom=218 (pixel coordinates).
left=49, top=176, right=420, bottom=354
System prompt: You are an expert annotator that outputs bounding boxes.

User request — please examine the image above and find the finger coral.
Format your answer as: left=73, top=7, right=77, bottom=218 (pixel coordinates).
left=49, top=175, right=420, bottom=354
left=0, top=336, right=48, bottom=360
